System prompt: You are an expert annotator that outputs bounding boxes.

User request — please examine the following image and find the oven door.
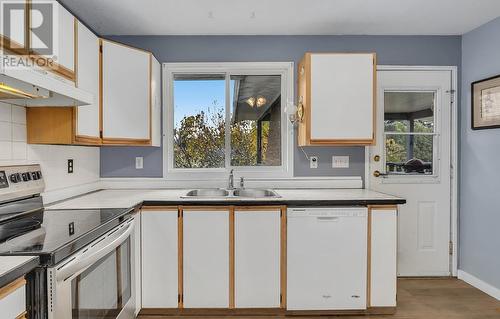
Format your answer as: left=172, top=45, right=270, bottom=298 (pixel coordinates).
left=47, top=218, right=135, bottom=319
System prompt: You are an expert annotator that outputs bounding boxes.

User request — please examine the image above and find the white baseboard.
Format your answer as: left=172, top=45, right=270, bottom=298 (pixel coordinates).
left=458, top=270, right=500, bottom=300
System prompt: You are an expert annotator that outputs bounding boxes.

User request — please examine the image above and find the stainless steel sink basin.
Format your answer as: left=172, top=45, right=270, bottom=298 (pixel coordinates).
left=232, top=188, right=280, bottom=198
left=183, top=189, right=229, bottom=197
left=182, top=188, right=280, bottom=198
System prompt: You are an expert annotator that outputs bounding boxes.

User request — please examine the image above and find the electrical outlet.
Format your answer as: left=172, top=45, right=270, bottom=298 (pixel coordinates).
left=332, top=156, right=350, bottom=168
left=135, top=157, right=144, bottom=169
left=67, top=159, right=74, bottom=174
left=310, top=156, right=319, bottom=169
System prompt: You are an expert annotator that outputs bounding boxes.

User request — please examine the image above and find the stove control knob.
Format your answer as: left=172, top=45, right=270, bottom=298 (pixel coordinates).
left=22, top=172, right=31, bottom=181
left=36, top=171, right=42, bottom=180
left=10, top=174, right=20, bottom=183
left=9, top=174, right=18, bottom=183
left=31, top=172, right=38, bottom=180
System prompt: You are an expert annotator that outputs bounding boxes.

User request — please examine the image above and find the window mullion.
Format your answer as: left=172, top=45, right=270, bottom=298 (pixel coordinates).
left=225, top=72, right=231, bottom=170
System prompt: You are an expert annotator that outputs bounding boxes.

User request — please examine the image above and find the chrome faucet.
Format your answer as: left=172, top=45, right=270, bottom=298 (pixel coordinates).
left=228, top=169, right=234, bottom=190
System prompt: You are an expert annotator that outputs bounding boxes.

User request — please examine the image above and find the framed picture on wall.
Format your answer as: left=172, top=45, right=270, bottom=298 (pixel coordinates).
left=472, top=74, right=500, bottom=130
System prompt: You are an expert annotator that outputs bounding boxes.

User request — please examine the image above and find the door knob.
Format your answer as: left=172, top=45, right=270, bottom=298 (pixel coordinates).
left=374, top=155, right=380, bottom=162
left=373, top=170, right=388, bottom=178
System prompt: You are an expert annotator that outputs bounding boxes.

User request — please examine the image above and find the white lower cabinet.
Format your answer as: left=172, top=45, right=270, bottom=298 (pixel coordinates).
left=141, top=209, right=178, bottom=308
left=0, top=278, right=26, bottom=318
left=183, top=209, right=229, bottom=308
left=235, top=209, right=281, bottom=308
left=370, top=208, right=398, bottom=307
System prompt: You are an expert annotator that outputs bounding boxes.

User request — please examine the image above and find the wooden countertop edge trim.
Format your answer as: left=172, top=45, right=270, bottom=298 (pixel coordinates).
left=0, top=277, right=26, bottom=301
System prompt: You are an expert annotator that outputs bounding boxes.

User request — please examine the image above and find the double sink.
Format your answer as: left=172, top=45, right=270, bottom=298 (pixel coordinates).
left=183, top=188, right=280, bottom=198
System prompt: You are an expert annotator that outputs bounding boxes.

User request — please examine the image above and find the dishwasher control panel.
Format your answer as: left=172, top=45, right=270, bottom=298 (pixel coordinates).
left=288, top=207, right=368, bottom=218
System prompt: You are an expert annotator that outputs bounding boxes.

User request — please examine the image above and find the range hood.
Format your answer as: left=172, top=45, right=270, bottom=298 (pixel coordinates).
left=0, top=64, right=93, bottom=107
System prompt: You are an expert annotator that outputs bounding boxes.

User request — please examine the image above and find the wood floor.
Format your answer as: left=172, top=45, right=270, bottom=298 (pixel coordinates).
left=138, top=278, right=500, bottom=319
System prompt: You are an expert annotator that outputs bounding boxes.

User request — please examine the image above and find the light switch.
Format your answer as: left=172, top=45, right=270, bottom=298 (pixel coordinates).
left=135, top=157, right=144, bottom=169
left=332, top=156, right=350, bottom=168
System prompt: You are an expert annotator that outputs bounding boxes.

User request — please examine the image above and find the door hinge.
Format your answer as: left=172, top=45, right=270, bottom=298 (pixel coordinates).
left=99, top=131, right=103, bottom=139
left=280, top=294, right=283, bottom=303
left=449, top=241, right=454, bottom=255
left=99, top=44, right=103, bottom=53
left=446, top=89, right=456, bottom=103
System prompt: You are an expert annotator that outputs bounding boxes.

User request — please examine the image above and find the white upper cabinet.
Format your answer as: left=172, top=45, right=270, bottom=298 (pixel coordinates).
left=183, top=210, right=229, bottom=308
left=298, top=53, right=376, bottom=146
left=235, top=209, right=281, bottom=308
left=0, top=0, right=27, bottom=54
left=101, top=39, right=152, bottom=144
left=30, top=0, right=76, bottom=80
left=75, top=21, right=100, bottom=143
left=151, top=56, right=161, bottom=147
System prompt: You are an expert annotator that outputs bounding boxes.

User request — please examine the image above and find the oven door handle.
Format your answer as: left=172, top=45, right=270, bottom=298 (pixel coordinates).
left=55, top=219, right=134, bottom=282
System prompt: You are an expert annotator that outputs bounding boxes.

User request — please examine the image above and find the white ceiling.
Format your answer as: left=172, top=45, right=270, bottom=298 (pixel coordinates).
left=60, top=0, right=500, bottom=36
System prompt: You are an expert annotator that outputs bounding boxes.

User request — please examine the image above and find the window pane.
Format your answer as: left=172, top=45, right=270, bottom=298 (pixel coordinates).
left=385, top=134, right=434, bottom=175
left=173, top=74, right=225, bottom=168
left=384, top=92, right=435, bottom=133
left=230, top=75, right=282, bottom=166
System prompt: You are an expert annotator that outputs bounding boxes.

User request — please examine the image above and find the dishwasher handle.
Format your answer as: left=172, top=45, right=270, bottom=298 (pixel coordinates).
left=316, top=216, right=340, bottom=222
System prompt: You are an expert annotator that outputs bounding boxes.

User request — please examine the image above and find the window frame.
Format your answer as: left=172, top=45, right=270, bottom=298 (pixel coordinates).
left=163, top=62, right=294, bottom=179
left=381, top=89, right=441, bottom=179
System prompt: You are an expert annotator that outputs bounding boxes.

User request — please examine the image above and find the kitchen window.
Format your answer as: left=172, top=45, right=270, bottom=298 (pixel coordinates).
left=164, top=63, right=294, bottom=178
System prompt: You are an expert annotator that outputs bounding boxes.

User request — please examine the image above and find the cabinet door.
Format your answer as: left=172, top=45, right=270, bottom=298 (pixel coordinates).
left=75, top=21, right=100, bottom=144
left=141, top=209, right=178, bottom=308
left=0, top=0, right=28, bottom=55
left=299, top=53, right=375, bottom=146
left=370, top=208, right=397, bottom=307
left=151, top=56, right=161, bottom=147
left=183, top=209, right=229, bottom=308
left=235, top=209, right=281, bottom=308
left=101, top=40, right=151, bottom=144
left=30, top=0, right=75, bottom=79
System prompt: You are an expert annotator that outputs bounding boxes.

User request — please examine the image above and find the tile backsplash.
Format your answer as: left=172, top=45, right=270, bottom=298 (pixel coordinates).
left=0, top=102, right=100, bottom=192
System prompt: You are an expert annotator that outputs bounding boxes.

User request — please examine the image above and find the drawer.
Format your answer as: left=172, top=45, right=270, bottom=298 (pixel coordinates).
left=0, top=279, right=26, bottom=318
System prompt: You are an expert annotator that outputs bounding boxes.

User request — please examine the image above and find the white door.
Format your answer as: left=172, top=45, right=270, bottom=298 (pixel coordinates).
left=369, top=69, right=454, bottom=276
left=183, top=210, right=229, bottom=308
left=234, top=209, right=281, bottom=308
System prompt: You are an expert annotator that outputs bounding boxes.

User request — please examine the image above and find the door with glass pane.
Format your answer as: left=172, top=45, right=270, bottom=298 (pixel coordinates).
left=369, top=70, right=453, bottom=276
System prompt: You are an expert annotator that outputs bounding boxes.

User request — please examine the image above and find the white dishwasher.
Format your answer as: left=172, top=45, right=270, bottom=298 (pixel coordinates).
left=287, top=207, right=368, bottom=310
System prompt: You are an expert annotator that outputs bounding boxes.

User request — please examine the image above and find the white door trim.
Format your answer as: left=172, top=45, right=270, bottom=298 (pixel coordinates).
left=366, top=65, right=458, bottom=276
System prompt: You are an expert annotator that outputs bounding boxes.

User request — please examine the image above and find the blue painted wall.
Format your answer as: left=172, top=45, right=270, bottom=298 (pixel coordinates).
left=460, top=17, right=500, bottom=291
left=100, top=35, right=461, bottom=178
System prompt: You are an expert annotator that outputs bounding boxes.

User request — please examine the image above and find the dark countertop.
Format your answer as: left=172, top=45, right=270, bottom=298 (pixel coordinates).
left=0, top=256, right=40, bottom=288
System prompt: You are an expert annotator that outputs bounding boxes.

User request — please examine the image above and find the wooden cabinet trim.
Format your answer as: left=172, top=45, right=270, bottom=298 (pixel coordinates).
left=229, top=207, right=235, bottom=309
left=178, top=206, right=184, bottom=308
left=280, top=205, right=287, bottom=309
left=0, top=277, right=26, bottom=301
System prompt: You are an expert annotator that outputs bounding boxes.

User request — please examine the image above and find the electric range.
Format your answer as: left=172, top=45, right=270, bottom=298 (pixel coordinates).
left=0, top=165, right=138, bottom=319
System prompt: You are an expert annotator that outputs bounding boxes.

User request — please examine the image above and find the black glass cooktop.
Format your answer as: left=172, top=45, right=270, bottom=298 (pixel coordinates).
left=0, top=206, right=134, bottom=266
